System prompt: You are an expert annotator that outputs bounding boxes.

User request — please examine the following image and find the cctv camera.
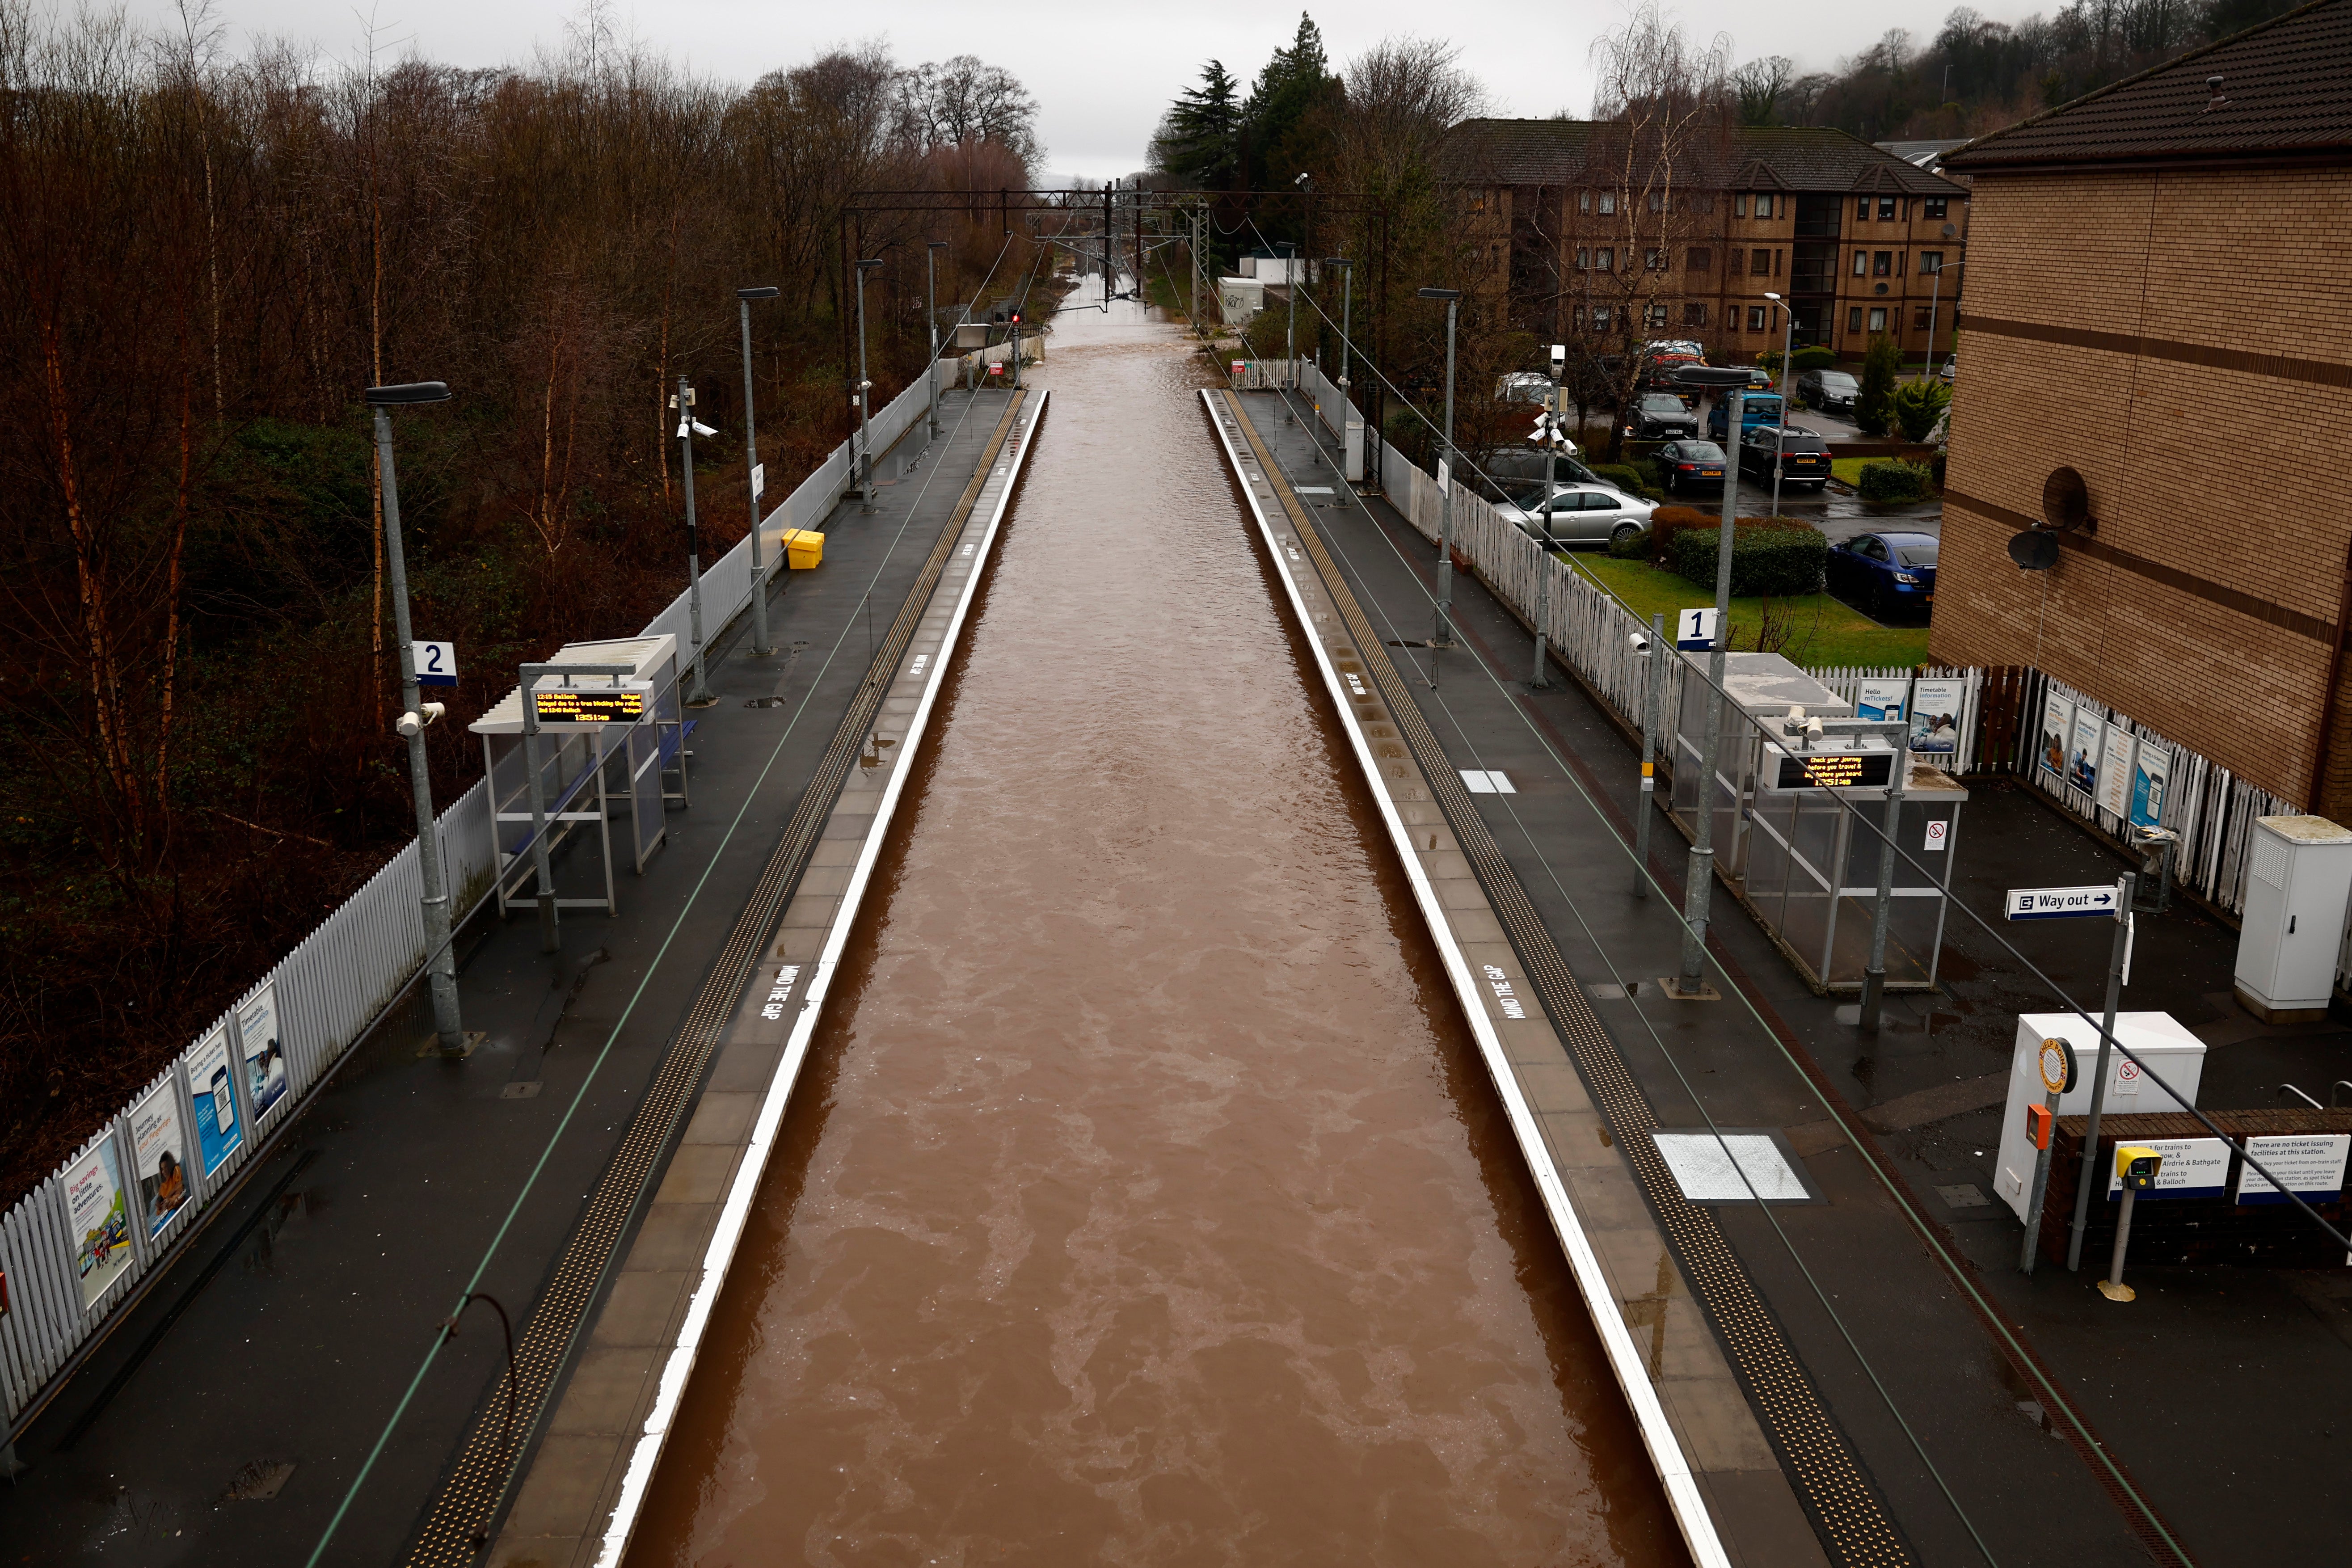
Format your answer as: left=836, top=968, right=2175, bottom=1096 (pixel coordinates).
left=1628, top=630, right=1651, bottom=653
left=396, top=711, right=422, bottom=737
left=421, top=702, right=446, bottom=725
left=691, top=418, right=717, bottom=438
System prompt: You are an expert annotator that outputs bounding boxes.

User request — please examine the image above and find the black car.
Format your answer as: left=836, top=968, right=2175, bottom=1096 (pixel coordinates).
left=1623, top=392, right=1697, bottom=441
left=1738, top=426, right=1831, bottom=490
left=1655, top=439, right=1728, bottom=495
left=1485, top=449, right=1609, bottom=490
left=1796, top=368, right=1860, bottom=414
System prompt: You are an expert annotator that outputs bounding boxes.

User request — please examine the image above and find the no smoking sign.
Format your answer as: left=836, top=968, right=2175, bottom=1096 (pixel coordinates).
left=1923, top=819, right=1948, bottom=853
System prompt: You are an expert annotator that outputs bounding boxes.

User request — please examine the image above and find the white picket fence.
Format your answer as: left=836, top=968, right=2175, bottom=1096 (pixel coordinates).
left=0, top=373, right=943, bottom=1438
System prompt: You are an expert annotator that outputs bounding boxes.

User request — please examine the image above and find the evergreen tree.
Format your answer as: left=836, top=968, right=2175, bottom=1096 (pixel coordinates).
left=1243, top=13, right=1336, bottom=186
left=1151, top=60, right=1242, bottom=187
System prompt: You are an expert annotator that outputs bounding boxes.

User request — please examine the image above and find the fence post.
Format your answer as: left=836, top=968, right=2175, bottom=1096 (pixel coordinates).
left=1635, top=612, right=1666, bottom=897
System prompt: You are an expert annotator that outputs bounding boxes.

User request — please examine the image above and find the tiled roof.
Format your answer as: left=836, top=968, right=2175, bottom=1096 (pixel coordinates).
left=1448, top=121, right=1968, bottom=196
left=1944, top=0, right=2352, bottom=170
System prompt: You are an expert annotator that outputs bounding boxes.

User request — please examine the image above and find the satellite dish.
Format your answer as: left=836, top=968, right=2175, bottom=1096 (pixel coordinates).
left=2009, top=530, right=2061, bottom=570
left=2041, top=467, right=2095, bottom=532
left=1941, top=223, right=1957, bottom=237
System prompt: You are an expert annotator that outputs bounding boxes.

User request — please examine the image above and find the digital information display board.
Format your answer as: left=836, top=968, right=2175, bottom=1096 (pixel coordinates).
left=531, top=686, right=647, bottom=725
left=1767, top=747, right=1897, bottom=790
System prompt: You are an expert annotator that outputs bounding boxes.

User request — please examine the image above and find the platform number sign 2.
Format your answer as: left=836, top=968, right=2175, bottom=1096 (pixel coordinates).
left=412, top=641, right=457, bottom=687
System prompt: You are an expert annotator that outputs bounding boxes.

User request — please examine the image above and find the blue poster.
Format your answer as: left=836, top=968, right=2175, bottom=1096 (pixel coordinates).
left=187, top=1024, right=243, bottom=1178
left=240, top=986, right=288, bottom=1120
left=2129, top=743, right=2170, bottom=831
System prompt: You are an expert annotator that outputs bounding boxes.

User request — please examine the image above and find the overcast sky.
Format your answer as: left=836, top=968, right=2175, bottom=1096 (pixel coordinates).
left=126, top=0, right=2045, bottom=179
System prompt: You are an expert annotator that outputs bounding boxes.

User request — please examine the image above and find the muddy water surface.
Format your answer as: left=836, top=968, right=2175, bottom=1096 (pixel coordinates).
left=625, top=281, right=1685, bottom=1567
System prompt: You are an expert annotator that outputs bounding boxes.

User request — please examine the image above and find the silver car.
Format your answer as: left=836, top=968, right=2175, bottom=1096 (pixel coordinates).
left=1490, top=481, right=1655, bottom=548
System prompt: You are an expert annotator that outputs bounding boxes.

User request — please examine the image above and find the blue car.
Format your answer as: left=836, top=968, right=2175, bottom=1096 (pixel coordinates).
left=1827, top=531, right=1937, bottom=620
left=1705, top=391, right=1784, bottom=442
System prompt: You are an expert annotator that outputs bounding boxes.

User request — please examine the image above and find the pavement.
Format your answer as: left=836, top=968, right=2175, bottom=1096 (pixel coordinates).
left=1240, top=387, right=2352, bottom=1568
left=0, top=386, right=1021, bottom=1567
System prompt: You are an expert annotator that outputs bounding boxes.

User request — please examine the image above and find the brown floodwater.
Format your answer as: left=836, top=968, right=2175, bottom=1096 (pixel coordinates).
left=624, top=282, right=1686, bottom=1567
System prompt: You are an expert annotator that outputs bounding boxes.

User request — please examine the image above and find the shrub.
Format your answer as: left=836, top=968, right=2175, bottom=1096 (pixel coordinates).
left=1855, top=334, right=1901, bottom=436
left=1606, top=524, right=1651, bottom=559
left=1791, top=345, right=1838, bottom=372
left=1857, top=459, right=1934, bottom=502
left=1669, top=520, right=1828, bottom=597
left=1891, top=378, right=1952, bottom=442
left=1646, top=504, right=1717, bottom=566
left=1589, top=461, right=1657, bottom=500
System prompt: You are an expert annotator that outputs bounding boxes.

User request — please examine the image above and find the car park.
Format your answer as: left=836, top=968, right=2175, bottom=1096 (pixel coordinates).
left=1624, top=392, right=1697, bottom=440
left=1796, top=368, right=1860, bottom=414
left=1737, top=426, right=1831, bottom=490
left=1826, top=530, right=1938, bottom=618
left=1654, top=439, right=1728, bottom=495
left=1489, top=481, right=1656, bottom=548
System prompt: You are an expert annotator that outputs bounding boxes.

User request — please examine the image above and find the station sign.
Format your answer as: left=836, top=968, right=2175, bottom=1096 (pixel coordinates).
left=413, top=641, right=457, bottom=687
left=531, top=686, right=647, bottom=725
left=2003, top=884, right=2121, bottom=920
left=2232, top=1133, right=2351, bottom=1204
left=2105, top=1136, right=2229, bottom=1200
left=1674, top=607, right=1719, bottom=650
left=1765, top=746, right=1896, bottom=790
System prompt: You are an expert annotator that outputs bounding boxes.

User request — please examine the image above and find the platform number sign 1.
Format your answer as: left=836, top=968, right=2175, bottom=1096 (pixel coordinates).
left=1675, top=608, right=1720, bottom=651
left=413, top=641, right=457, bottom=687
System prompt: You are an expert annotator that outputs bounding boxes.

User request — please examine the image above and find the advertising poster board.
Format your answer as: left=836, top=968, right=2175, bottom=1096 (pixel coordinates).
left=2037, top=691, right=2073, bottom=785
left=2067, top=705, right=2103, bottom=795
left=2232, top=1134, right=2351, bottom=1205
left=2105, top=1137, right=2230, bottom=1199
left=2129, top=741, right=2171, bottom=831
left=1909, top=679, right=1966, bottom=756
left=187, top=1023, right=243, bottom=1178
left=130, top=1081, right=192, bottom=1239
left=2097, top=723, right=2137, bottom=819
left=1856, top=679, right=1910, bottom=725
left=240, top=985, right=288, bottom=1121
left=64, top=1139, right=133, bottom=1310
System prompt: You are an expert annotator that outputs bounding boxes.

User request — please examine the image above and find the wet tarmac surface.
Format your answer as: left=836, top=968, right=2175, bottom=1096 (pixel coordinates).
left=620, top=282, right=1684, bottom=1567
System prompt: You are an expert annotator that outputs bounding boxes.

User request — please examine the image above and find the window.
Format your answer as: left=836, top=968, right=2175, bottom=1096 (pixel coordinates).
left=1854, top=249, right=1869, bottom=276
left=1756, top=193, right=1776, bottom=219
left=1734, top=194, right=1748, bottom=217
left=1572, top=305, right=1585, bottom=329
left=1873, top=251, right=1893, bottom=276
left=1644, top=247, right=1667, bottom=271
left=1648, top=190, right=1665, bottom=212
left=1645, top=302, right=1669, bottom=328
left=1920, top=250, right=1944, bottom=273
left=1878, top=196, right=1898, bottom=220
left=1578, top=190, right=1591, bottom=214
left=1848, top=305, right=1864, bottom=332
left=1860, top=537, right=1890, bottom=562
left=1576, top=247, right=1589, bottom=270
left=1469, top=193, right=1488, bottom=211
left=1913, top=306, right=1933, bottom=329
left=1925, top=197, right=1948, bottom=219
left=1592, top=305, right=1613, bottom=331
left=1749, top=305, right=1768, bottom=331
left=1598, top=191, right=1618, bottom=215
left=1684, top=302, right=1709, bottom=326
left=1687, top=247, right=1713, bottom=272
left=1857, top=196, right=1871, bottom=219
left=1868, top=306, right=1888, bottom=333
left=1753, top=248, right=1771, bottom=275
left=1594, top=247, right=1615, bottom=272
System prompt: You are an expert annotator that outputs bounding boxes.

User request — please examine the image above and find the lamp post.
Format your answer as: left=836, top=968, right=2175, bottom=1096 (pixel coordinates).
left=366, top=380, right=469, bottom=1056
left=737, top=285, right=780, bottom=658
left=1926, top=257, right=1964, bottom=381
left=1764, top=290, right=1795, bottom=519
left=1283, top=241, right=1300, bottom=411
left=927, top=240, right=950, bottom=438
left=1418, top=287, right=1463, bottom=672
left=1669, top=365, right=1755, bottom=998
left=1323, top=256, right=1354, bottom=405
left=674, top=375, right=717, bottom=705
left=853, top=257, right=883, bottom=502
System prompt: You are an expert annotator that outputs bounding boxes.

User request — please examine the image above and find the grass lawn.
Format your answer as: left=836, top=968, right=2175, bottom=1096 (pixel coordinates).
left=1830, top=456, right=1940, bottom=494
left=1562, top=554, right=1932, bottom=669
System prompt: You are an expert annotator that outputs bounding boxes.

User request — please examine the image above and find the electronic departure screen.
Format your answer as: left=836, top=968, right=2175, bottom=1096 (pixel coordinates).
left=531, top=686, right=646, bottom=725
left=1770, top=748, right=1897, bottom=790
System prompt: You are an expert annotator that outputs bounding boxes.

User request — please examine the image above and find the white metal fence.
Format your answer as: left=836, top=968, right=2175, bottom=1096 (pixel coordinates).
left=0, top=374, right=942, bottom=1438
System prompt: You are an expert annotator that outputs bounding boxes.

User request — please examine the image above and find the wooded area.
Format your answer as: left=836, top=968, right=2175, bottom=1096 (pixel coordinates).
left=0, top=1, right=1045, bottom=1204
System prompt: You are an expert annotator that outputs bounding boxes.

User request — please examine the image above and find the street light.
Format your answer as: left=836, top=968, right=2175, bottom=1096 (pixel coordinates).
left=1926, top=257, right=1964, bottom=381
left=1764, top=291, right=1795, bottom=518
left=1417, top=287, right=1463, bottom=668
left=1323, top=257, right=1354, bottom=397
left=364, top=379, right=469, bottom=1057
left=737, top=285, right=780, bottom=658
left=673, top=375, right=720, bottom=705
left=926, top=241, right=951, bottom=438
left=853, top=257, right=883, bottom=502
left=1665, top=363, right=1754, bottom=999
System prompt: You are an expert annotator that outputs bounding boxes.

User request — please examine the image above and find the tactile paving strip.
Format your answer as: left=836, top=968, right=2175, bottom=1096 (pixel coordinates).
left=1219, top=392, right=1913, bottom=1568
left=401, top=394, right=1029, bottom=1568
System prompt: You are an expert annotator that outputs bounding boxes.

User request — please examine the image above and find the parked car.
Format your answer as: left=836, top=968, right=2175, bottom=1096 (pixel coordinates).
left=1742, top=365, right=1776, bottom=390
left=1706, top=391, right=1784, bottom=441
left=1489, top=481, right=1656, bottom=548
left=1486, top=448, right=1610, bottom=490
left=1827, top=530, right=1938, bottom=618
left=1938, top=358, right=1956, bottom=384
left=1498, top=371, right=1554, bottom=405
left=1624, top=392, right=1697, bottom=440
left=1796, top=368, right=1860, bottom=414
left=1655, top=439, right=1729, bottom=495
left=1737, top=426, right=1831, bottom=490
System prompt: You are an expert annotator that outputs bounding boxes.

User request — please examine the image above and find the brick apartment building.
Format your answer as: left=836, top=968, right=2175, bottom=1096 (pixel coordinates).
left=1447, top=121, right=1970, bottom=362
left=1935, top=0, right=2352, bottom=815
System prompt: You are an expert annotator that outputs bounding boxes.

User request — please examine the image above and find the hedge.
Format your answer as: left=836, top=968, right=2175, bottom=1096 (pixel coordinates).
left=1791, top=346, right=1838, bottom=372
left=1669, top=521, right=1828, bottom=597
left=1857, top=459, right=1934, bottom=502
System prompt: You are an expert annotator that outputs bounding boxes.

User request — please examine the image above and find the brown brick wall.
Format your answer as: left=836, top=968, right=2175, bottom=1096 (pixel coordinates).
left=1935, top=165, right=2352, bottom=812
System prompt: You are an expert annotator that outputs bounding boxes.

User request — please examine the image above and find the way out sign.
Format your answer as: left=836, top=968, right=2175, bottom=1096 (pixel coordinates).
left=2004, top=883, right=2120, bottom=920
left=1675, top=608, right=1720, bottom=650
